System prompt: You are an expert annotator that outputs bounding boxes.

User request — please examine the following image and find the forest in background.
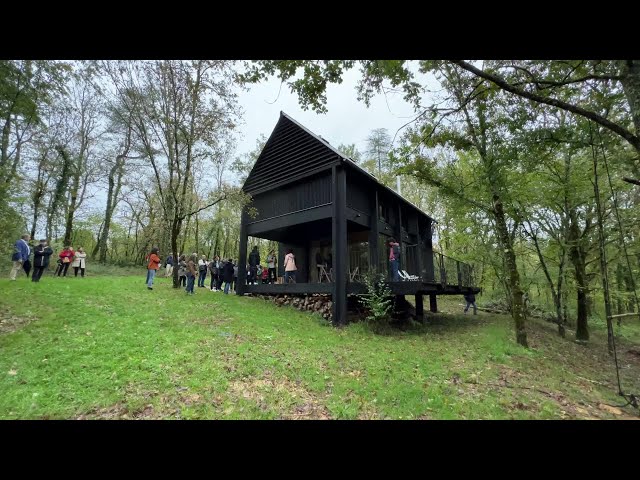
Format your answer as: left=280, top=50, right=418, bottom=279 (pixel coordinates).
left=2, top=60, right=640, bottom=348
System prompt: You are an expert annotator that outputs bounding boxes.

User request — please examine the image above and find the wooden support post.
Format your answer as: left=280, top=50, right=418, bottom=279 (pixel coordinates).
left=369, top=190, right=379, bottom=274
left=397, top=204, right=403, bottom=270
left=332, top=165, right=348, bottom=326
left=237, top=208, right=248, bottom=295
left=429, top=294, right=438, bottom=313
left=415, top=293, right=424, bottom=323
left=416, top=219, right=424, bottom=279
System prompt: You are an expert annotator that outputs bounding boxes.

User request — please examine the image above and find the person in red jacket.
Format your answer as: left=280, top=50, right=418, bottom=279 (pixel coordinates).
left=57, top=246, right=75, bottom=277
left=146, top=247, right=161, bottom=290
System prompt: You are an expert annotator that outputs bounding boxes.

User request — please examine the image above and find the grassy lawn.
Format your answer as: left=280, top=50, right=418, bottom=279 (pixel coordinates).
left=1, top=269, right=639, bottom=419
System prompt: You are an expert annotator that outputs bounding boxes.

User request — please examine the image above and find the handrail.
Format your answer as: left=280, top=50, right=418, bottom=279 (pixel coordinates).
left=432, top=251, right=475, bottom=288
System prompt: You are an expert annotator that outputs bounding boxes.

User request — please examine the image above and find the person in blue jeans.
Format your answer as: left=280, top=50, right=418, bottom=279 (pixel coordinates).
left=185, top=254, right=197, bottom=295
left=222, top=258, right=235, bottom=294
left=388, top=238, right=400, bottom=282
left=463, top=292, right=477, bottom=315
left=197, top=255, right=208, bottom=287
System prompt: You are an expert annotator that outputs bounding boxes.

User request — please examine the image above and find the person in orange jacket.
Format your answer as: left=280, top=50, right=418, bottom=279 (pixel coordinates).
left=146, top=247, right=161, bottom=290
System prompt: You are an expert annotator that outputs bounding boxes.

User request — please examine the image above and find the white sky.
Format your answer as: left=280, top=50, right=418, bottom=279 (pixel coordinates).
left=234, top=66, right=424, bottom=161
left=68, top=64, right=433, bottom=232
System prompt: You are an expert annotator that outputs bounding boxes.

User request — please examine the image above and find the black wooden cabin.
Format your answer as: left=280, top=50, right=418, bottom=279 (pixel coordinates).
left=237, top=112, right=479, bottom=325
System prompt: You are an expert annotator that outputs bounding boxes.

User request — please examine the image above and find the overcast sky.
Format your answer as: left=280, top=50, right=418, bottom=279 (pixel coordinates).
left=64, top=64, right=434, bottom=236
left=234, top=66, right=425, bottom=161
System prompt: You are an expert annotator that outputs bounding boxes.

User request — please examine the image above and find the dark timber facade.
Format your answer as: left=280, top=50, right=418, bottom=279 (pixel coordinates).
left=237, top=112, right=479, bottom=325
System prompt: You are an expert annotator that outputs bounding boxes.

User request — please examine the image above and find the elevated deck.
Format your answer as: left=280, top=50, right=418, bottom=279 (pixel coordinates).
left=245, top=281, right=479, bottom=296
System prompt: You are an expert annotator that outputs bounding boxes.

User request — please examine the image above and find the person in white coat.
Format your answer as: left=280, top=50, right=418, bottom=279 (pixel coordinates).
left=72, top=247, right=87, bottom=277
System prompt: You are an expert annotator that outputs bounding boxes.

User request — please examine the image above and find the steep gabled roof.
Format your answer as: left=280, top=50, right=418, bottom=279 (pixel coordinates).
left=243, top=112, right=434, bottom=222
left=242, top=112, right=342, bottom=195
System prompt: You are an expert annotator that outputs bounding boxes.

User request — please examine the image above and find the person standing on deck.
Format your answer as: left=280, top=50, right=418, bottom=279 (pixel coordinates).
left=266, top=249, right=277, bottom=284
left=283, top=249, right=297, bottom=283
left=388, top=238, right=400, bottom=282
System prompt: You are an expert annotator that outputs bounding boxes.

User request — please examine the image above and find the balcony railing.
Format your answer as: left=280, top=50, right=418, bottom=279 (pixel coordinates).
left=432, top=251, right=474, bottom=288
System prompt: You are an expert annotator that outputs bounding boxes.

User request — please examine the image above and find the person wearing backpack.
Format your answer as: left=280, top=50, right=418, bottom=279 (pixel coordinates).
left=32, top=239, right=53, bottom=283
left=388, top=238, right=400, bottom=282
left=9, top=234, right=31, bottom=281
left=23, top=240, right=34, bottom=278
left=197, top=255, right=208, bottom=288
left=463, top=292, right=477, bottom=315
left=209, top=255, right=220, bottom=291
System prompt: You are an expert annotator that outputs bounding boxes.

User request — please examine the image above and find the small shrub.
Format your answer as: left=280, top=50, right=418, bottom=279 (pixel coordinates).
left=359, top=270, right=393, bottom=324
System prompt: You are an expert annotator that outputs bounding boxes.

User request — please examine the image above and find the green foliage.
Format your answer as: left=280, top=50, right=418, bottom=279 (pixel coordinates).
left=359, top=270, right=393, bottom=324
left=0, top=199, right=25, bottom=259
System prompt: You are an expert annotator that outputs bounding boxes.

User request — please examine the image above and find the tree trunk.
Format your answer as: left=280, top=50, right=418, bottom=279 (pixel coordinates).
left=63, top=174, right=80, bottom=247
left=527, top=223, right=565, bottom=337
left=213, top=226, right=220, bottom=257
left=194, top=212, right=199, bottom=255
left=30, top=156, right=46, bottom=240
left=0, top=116, right=11, bottom=175
left=592, top=148, right=614, bottom=353
left=620, top=60, right=640, bottom=140
left=492, top=193, right=528, bottom=347
left=91, top=222, right=103, bottom=258
left=97, top=154, right=125, bottom=262
left=616, top=263, right=625, bottom=315
left=568, top=208, right=589, bottom=342
left=171, top=219, right=182, bottom=288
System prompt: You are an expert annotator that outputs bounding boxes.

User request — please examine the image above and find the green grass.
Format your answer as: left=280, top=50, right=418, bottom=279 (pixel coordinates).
left=1, top=269, right=639, bottom=419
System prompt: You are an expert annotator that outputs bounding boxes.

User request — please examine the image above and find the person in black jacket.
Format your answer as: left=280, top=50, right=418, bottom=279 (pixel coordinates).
left=23, top=241, right=34, bottom=277
left=222, top=258, right=235, bottom=294
left=248, top=246, right=260, bottom=285
left=463, top=292, right=477, bottom=315
left=32, top=239, right=54, bottom=283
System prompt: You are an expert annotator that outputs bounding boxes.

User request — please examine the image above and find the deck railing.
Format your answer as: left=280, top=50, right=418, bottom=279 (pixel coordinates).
left=432, top=251, right=474, bottom=288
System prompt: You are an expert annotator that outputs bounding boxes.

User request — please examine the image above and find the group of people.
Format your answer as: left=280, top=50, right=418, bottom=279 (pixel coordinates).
left=144, top=245, right=300, bottom=293
left=246, top=246, right=298, bottom=284
left=9, top=234, right=88, bottom=282
left=146, top=249, right=237, bottom=295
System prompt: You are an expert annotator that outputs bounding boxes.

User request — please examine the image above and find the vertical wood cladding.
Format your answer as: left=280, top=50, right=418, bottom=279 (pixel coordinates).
left=248, top=173, right=332, bottom=222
